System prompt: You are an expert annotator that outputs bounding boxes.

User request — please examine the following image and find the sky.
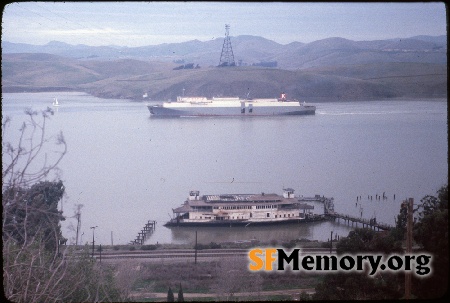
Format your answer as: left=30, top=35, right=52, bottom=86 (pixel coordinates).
left=2, top=2, right=447, bottom=47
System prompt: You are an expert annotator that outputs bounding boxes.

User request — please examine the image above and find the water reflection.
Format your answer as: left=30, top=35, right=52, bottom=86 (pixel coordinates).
left=168, top=222, right=325, bottom=245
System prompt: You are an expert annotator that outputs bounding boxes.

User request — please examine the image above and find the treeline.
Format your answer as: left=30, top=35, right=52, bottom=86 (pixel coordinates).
left=312, top=184, right=448, bottom=300
left=173, top=63, right=200, bottom=70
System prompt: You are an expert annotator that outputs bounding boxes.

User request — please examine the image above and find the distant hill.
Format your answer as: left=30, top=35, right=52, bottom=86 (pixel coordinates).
left=2, top=35, right=446, bottom=100
left=2, top=53, right=446, bottom=101
left=2, top=35, right=446, bottom=70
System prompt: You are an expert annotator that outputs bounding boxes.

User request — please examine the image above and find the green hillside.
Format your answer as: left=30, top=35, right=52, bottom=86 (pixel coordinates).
left=2, top=53, right=447, bottom=101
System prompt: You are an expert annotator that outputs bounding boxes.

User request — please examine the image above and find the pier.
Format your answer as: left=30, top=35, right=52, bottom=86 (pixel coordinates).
left=326, top=212, right=393, bottom=231
left=130, top=220, right=156, bottom=245
left=299, top=195, right=393, bottom=231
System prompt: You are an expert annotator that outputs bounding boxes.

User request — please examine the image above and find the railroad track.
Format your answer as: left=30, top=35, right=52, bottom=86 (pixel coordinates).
left=70, top=247, right=334, bottom=262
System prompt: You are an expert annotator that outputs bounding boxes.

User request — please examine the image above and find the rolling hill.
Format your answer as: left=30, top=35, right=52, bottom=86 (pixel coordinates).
left=1, top=35, right=447, bottom=100
left=2, top=35, right=446, bottom=69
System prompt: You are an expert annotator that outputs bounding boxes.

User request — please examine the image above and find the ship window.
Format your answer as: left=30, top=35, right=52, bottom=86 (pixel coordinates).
left=266, top=213, right=270, bottom=218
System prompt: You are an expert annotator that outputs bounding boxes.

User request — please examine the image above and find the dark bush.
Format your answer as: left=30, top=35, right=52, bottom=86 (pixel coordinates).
left=194, top=243, right=207, bottom=250
left=141, top=244, right=158, bottom=250
left=209, top=242, right=221, bottom=249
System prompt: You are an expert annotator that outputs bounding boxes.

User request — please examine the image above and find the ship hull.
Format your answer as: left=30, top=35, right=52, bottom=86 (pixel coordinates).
left=164, top=215, right=326, bottom=227
left=148, top=104, right=316, bottom=117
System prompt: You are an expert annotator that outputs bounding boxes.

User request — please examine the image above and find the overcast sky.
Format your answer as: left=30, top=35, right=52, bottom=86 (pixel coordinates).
left=2, top=2, right=447, bottom=47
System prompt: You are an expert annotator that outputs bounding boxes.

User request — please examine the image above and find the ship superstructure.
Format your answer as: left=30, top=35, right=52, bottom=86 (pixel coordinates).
left=164, top=188, right=322, bottom=226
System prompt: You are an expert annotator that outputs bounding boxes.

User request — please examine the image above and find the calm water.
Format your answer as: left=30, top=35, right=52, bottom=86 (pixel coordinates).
left=2, top=92, right=447, bottom=246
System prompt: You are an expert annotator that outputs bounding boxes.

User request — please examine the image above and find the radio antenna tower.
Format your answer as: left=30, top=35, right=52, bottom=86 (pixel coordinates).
left=218, top=24, right=236, bottom=67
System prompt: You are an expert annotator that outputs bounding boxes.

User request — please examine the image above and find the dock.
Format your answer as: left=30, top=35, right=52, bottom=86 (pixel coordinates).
left=130, top=220, right=156, bottom=245
left=326, top=212, right=392, bottom=231
left=299, top=195, right=393, bottom=231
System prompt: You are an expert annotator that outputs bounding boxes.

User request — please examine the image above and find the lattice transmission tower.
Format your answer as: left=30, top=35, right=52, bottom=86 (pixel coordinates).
left=218, top=24, right=236, bottom=67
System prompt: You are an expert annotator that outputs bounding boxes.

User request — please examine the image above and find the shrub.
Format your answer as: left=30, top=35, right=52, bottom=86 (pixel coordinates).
left=141, top=244, right=158, bottom=250
left=209, top=242, right=221, bottom=249
left=194, top=243, right=207, bottom=250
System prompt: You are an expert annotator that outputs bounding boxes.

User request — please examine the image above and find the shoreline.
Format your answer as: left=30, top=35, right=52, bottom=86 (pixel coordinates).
left=2, top=90, right=446, bottom=103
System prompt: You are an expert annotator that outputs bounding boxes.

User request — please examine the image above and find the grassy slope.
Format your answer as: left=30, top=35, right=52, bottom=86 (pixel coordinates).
left=2, top=54, right=447, bottom=100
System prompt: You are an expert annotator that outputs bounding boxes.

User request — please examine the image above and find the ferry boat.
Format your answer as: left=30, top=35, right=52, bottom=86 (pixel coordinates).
left=164, top=188, right=325, bottom=227
left=148, top=93, right=316, bottom=117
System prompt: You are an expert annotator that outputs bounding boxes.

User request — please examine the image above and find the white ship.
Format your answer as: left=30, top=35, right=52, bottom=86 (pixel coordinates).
left=148, top=93, right=315, bottom=117
left=164, top=188, right=325, bottom=227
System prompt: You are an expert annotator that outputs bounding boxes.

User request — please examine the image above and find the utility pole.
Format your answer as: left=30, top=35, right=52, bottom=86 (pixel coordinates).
left=405, top=198, right=413, bottom=299
left=330, top=231, right=333, bottom=254
left=195, top=230, right=198, bottom=265
left=90, top=226, right=98, bottom=258
left=75, top=208, right=81, bottom=245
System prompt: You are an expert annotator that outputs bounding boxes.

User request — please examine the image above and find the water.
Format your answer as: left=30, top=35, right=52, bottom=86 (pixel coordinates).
left=2, top=92, right=447, bottom=246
